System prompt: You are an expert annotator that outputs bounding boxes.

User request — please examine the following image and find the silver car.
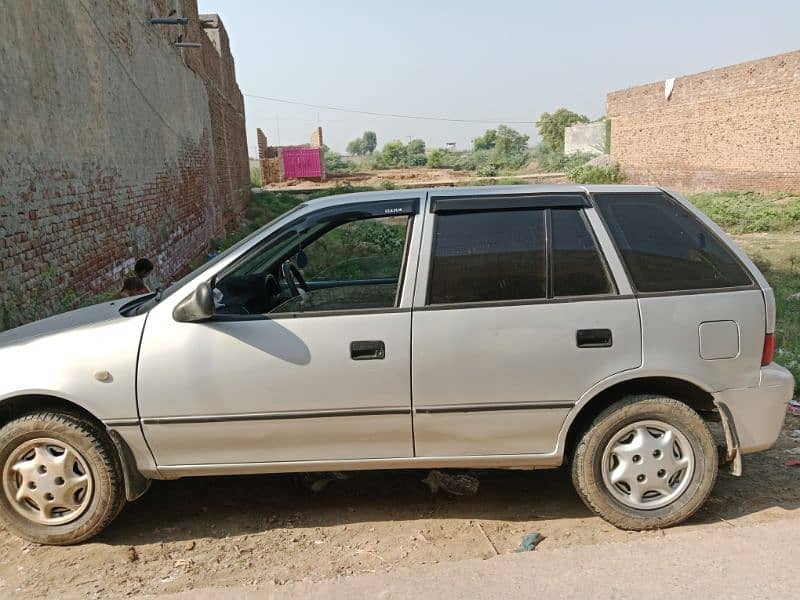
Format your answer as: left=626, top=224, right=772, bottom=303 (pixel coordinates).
left=0, top=185, right=792, bottom=544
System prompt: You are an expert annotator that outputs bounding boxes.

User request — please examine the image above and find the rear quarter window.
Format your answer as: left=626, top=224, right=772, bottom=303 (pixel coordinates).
left=593, top=193, right=752, bottom=293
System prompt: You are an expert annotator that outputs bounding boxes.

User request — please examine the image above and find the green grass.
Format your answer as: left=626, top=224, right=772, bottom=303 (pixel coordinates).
left=683, top=191, right=800, bottom=383
left=731, top=234, right=800, bottom=383
left=688, top=191, right=800, bottom=234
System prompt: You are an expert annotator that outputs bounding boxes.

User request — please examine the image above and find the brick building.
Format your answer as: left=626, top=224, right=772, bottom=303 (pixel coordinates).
left=257, top=127, right=326, bottom=185
left=0, top=0, right=250, bottom=330
left=607, top=50, right=800, bottom=193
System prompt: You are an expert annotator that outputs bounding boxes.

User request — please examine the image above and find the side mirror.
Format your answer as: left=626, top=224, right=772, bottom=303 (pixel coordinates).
left=173, top=282, right=216, bottom=322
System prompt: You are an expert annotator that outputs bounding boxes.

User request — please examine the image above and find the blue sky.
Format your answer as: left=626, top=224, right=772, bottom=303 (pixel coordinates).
left=198, top=0, right=799, bottom=156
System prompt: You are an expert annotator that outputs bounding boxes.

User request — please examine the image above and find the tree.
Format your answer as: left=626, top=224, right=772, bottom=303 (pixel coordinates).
left=494, top=125, right=529, bottom=156
left=536, top=108, right=589, bottom=154
left=362, top=131, right=377, bottom=153
left=381, top=140, right=407, bottom=167
left=407, top=139, right=426, bottom=156
left=473, top=129, right=497, bottom=151
left=346, top=137, right=367, bottom=156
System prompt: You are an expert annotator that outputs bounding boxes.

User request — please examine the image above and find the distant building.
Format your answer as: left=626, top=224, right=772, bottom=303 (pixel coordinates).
left=257, top=127, right=326, bottom=184
left=564, top=122, right=607, bottom=156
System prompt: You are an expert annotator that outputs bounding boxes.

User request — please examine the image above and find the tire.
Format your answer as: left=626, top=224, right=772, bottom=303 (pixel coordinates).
left=572, top=395, right=717, bottom=530
left=0, top=411, right=126, bottom=545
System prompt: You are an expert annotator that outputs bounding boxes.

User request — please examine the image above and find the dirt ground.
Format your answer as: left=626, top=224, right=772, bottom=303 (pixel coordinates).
left=0, top=411, right=798, bottom=598
left=266, top=167, right=566, bottom=191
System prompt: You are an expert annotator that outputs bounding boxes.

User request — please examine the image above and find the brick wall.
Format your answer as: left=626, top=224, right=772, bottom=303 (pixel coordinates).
left=257, top=127, right=326, bottom=184
left=607, top=50, right=800, bottom=193
left=0, top=0, right=249, bottom=330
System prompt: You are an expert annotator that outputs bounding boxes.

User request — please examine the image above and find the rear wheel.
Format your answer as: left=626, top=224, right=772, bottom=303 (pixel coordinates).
left=572, top=395, right=717, bottom=530
left=0, top=411, right=125, bottom=545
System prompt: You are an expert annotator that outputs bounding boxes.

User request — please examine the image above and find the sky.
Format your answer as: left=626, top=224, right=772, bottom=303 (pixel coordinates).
left=197, top=0, right=800, bottom=156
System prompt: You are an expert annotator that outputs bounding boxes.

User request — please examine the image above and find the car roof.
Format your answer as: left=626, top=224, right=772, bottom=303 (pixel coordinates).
left=302, top=183, right=665, bottom=210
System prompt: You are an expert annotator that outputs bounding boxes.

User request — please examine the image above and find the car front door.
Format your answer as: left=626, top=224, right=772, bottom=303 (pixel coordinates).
left=136, top=196, right=422, bottom=469
left=411, top=191, right=642, bottom=457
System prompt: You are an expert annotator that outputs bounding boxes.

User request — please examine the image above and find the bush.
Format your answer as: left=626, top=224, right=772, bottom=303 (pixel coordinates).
left=323, top=149, right=351, bottom=174
left=567, top=163, right=625, bottom=184
left=427, top=148, right=447, bottom=168
left=531, top=145, right=593, bottom=172
left=381, top=140, right=408, bottom=167
left=406, top=139, right=427, bottom=166
left=476, top=164, right=499, bottom=177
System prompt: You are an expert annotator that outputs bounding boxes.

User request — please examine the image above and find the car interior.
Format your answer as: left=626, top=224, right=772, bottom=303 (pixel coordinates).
left=213, top=213, right=411, bottom=315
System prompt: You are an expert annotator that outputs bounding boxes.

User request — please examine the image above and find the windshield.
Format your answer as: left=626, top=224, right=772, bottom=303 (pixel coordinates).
left=128, top=202, right=308, bottom=316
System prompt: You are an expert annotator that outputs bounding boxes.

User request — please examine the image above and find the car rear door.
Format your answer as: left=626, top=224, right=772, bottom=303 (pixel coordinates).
left=411, top=190, right=642, bottom=457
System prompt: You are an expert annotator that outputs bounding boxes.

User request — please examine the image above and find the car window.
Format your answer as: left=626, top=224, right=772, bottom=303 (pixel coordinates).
left=273, top=215, right=411, bottom=314
left=215, top=213, right=411, bottom=315
left=594, top=193, right=752, bottom=293
left=302, top=217, right=409, bottom=282
left=428, top=210, right=546, bottom=304
left=551, top=209, right=613, bottom=297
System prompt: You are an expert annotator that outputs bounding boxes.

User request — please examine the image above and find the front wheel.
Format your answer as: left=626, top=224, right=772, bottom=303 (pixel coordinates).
left=572, top=395, right=718, bottom=530
left=0, top=411, right=126, bottom=545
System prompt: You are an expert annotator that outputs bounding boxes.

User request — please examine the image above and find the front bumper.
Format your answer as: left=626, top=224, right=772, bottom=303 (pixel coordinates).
left=714, top=363, right=794, bottom=469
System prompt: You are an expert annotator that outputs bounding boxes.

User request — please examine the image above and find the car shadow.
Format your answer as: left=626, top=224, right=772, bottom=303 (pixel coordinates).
left=207, top=319, right=311, bottom=365
left=97, top=455, right=800, bottom=546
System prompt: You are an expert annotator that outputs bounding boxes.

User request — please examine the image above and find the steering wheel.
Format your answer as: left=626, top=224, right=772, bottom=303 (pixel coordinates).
left=281, top=260, right=309, bottom=297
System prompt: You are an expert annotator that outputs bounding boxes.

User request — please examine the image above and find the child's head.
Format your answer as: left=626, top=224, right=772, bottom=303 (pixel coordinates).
left=134, top=258, right=154, bottom=279
left=119, top=277, right=149, bottom=297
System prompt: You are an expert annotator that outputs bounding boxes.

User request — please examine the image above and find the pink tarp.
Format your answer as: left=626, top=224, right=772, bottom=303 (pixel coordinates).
left=282, top=147, right=322, bottom=179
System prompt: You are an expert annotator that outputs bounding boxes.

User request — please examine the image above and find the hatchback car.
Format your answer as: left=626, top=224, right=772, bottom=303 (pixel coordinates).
left=0, top=185, right=792, bottom=544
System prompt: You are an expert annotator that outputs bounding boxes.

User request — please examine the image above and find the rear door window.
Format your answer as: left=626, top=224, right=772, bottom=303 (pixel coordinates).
left=551, top=209, right=613, bottom=297
left=428, top=210, right=546, bottom=304
left=594, top=193, right=752, bottom=293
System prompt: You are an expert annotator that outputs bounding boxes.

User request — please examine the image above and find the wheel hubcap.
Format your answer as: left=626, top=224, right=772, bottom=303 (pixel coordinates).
left=601, top=420, right=695, bottom=510
left=3, top=438, right=94, bottom=525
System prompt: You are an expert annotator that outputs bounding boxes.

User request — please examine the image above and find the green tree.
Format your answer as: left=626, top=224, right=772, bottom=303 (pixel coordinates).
left=536, top=108, right=589, bottom=153
left=494, top=125, right=530, bottom=156
left=362, top=131, right=377, bottom=153
left=473, top=129, right=497, bottom=151
left=346, top=137, right=367, bottom=156
left=407, top=138, right=426, bottom=156
left=381, top=140, right=408, bottom=167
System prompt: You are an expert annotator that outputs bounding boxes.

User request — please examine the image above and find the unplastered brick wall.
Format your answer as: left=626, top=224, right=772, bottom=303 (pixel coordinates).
left=256, top=127, right=326, bottom=184
left=0, top=0, right=249, bottom=330
left=607, top=50, right=800, bottom=193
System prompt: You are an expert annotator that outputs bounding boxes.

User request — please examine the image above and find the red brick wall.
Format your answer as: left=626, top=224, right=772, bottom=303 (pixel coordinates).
left=607, top=50, right=800, bottom=193
left=0, top=0, right=249, bottom=330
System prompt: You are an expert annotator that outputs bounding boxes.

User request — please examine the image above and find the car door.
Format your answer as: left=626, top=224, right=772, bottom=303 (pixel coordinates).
left=136, top=196, right=422, bottom=469
left=411, top=190, right=642, bottom=457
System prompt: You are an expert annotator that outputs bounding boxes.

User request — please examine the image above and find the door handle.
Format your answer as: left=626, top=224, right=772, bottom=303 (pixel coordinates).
left=576, top=329, right=612, bottom=348
left=350, top=340, right=386, bottom=360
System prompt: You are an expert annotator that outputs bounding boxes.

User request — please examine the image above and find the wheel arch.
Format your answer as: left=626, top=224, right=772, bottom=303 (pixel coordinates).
left=561, top=375, right=717, bottom=461
left=0, top=393, right=150, bottom=501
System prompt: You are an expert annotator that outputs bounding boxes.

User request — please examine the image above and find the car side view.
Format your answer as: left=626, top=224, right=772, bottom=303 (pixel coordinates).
left=0, top=184, right=792, bottom=544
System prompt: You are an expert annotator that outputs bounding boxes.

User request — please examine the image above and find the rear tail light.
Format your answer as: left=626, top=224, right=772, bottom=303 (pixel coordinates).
left=761, top=333, right=775, bottom=366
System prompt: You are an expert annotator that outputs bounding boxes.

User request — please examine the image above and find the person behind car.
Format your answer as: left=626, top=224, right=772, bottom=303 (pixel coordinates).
left=116, top=276, right=149, bottom=298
